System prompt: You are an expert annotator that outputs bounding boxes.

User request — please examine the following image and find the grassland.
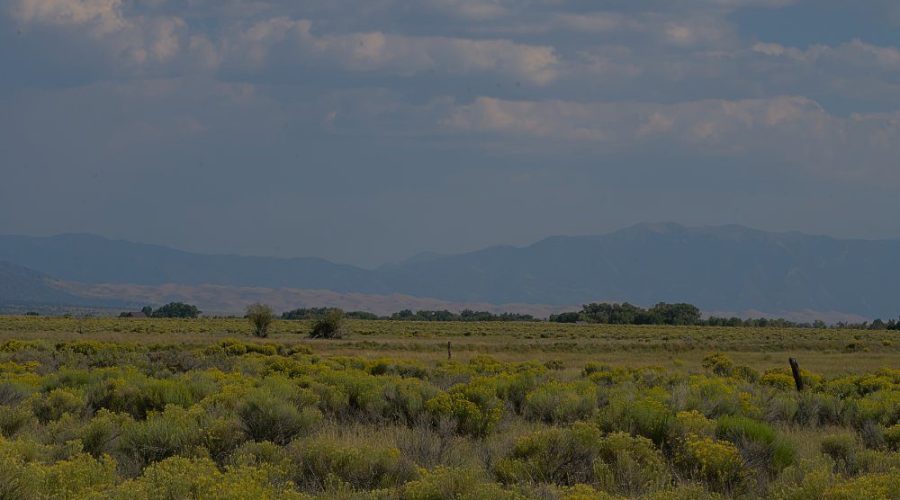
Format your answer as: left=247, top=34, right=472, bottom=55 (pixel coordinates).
left=0, top=316, right=897, bottom=498
left=1, top=317, right=896, bottom=374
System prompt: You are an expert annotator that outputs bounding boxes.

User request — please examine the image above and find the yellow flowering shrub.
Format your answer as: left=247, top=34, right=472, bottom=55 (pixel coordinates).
left=677, top=435, right=745, bottom=494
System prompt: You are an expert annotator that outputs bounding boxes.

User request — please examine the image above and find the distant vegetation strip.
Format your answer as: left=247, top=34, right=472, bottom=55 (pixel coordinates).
left=111, top=301, right=900, bottom=330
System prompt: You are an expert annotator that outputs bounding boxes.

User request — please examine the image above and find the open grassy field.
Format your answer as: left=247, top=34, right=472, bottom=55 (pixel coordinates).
left=1, top=316, right=896, bottom=375
left=0, top=316, right=897, bottom=498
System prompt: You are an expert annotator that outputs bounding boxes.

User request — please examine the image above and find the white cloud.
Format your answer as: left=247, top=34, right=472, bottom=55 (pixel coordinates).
left=226, top=18, right=560, bottom=85
left=445, top=95, right=900, bottom=180
left=14, top=0, right=127, bottom=34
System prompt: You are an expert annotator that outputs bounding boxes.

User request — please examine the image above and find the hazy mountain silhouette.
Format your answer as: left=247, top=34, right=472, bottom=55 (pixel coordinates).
left=1, top=224, right=898, bottom=318
left=0, top=233, right=387, bottom=293
left=0, top=261, right=117, bottom=309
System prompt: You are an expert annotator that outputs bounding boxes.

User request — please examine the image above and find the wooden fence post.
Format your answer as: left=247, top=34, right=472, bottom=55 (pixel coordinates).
left=447, top=341, right=452, bottom=360
left=789, top=357, right=804, bottom=391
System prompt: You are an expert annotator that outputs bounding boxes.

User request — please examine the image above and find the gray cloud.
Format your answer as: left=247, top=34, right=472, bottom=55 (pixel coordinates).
left=2, top=0, right=900, bottom=266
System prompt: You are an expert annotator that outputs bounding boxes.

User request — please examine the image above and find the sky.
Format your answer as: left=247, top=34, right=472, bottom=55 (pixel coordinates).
left=1, top=0, right=900, bottom=268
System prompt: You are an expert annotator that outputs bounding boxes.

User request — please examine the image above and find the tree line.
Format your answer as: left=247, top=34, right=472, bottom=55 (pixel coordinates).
left=281, top=307, right=535, bottom=322
left=550, top=302, right=900, bottom=329
left=121, top=301, right=900, bottom=329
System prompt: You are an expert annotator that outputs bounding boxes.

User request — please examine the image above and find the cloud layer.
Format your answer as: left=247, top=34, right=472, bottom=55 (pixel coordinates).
left=2, top=0, right=900, bottom=265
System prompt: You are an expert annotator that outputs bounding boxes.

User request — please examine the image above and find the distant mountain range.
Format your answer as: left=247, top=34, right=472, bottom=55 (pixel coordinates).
left=0, top=261, right=128, bottom=312
left=1, top=223, right=898, bottom=319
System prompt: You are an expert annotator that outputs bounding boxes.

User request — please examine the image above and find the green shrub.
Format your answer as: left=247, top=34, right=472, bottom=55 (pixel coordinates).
left=80, top=409, right=132, bottom=458
left=228, top=440, right=291, bottom=470
left=523, top=381, right=596, bottom=424
left=0, top=442, right=40, bottom=499
left=494, top=423, right=604, bottom=486
left=852, top=389, right=900, bottom=427
left=495, top=425, right=669, bottom=495
left=733, top=366, right=760, bottom=383
left=761, top=372, right=796, bottom=391
left=823, top=472, right=900, bottom=500
left=557, top=484, right=621, bottom=499
left=0, top=381, right=31, bottom=406
left=702, top=353, right=734, bottom=377
left=109, top=456, right=303, bottom=499
left=0, top=404, right=33, bottom=437
left=820, top=433, right=859, bottom=474
left=118, top=405, right=204, bottom=470
left=493, top=371, right=543, bottom=414
left=246, top=303, right=275, bottom=338
left=309, top=309, right=347, bottom=339
left=716, top=415, right=795, bottom=472
left=592, top=432, right=671, bottom=496
left=769, top=459, right=835, bottom=500
left=32, top=388, right=85, bottom=423
left=237, top=390, right=321, bottom=445
left=597, top=393, right=672, bottom=446
left=381, top=378, right=439, bottom=424
left=676, top=435, right=745, bottom=494
left=288, top=436, right=419, bottom=491
left=425, top=379, right=504, bottom=437
left=401, top=466, right=514, bottom=500
left=885, top=423, right=900, bottom=450
left=39, top=452, right=118, bottom=498
left=673, top=410, right=716, bottom=439
left=203, top=416, right=247, bottom=462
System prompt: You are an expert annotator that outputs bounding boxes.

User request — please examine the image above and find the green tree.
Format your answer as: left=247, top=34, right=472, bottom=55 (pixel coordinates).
left=309, top=308, right=346, bottom=339
left=246, top=303, right=274, bottom=338
left=151, top=302, right=200, bottom=318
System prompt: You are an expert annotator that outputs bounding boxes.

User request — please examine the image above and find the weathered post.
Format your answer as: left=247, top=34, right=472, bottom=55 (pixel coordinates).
left=789, top=357, right=803, bottom=391
left=447, top=341, right=452, bottom=360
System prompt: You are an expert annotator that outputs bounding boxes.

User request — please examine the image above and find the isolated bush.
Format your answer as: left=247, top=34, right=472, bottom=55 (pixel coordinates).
left=309, top=309, right=347, bottom=339
left=245, top=303, right=274, bottom=338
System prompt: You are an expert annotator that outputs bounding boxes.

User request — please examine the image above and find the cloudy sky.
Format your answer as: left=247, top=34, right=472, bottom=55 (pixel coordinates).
left=1, top=0, right=899, bottom=267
